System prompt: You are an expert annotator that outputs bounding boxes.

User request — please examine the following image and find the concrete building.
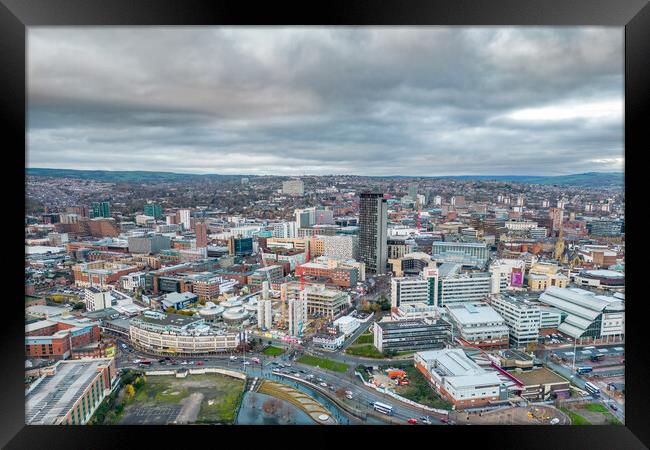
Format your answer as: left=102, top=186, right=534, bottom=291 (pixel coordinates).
left=120, top=271, right=146, bottom=291
left=539, top=287, right=625, bottom=343
left=127, top=234, right=171, bottom=255
left=489, top=294, right=541, bottom=348
left=528, top=262, right=569, bottom=291
left=414, top=349, right=504, bottom=409
left=317, top=234, right=358, bottom=259
left=573, top=269, right=624, bottom=291
left=273, top=221, right=297, bottom=239
left=84, top=287, right=112, bottom=312
left=445, top=302, right=510, bottom=349
left=286, top=282, right=350, bottom=319
left=374, top=318, right=451, bottom=353
left=287, top=291, right=308, bottom=338
left=178, top=209, right=191, bottom=231
left=332, top=315, right=360, bottom=337
left=390, top=267, right=438, bottom=309
left=390, top=252, right=436, bottom=277
left=129, top=312, right=241, bottom=355
left=256, top=282, right=273, bottom=330
left=438, top=263, right=503, bottom=306
left=431, top=241, right=489, bottom=267
left=358, top=192, right=388, bottom=274
left=25, top=358, right=117, bottom=425
left=73, top=261, right=140, bottom=289
left=508, top=367, right=570, bottom=401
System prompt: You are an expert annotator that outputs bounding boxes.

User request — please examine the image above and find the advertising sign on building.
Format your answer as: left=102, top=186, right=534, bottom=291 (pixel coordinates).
left=511, top=269, right=523, bottom=287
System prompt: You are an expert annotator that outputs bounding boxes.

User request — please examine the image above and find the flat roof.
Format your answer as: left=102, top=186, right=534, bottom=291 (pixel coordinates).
left=508, top=367, right=568, bottom=386
left=446, top=303, right=505, bottom=325
left=25, top=359, right=112, bottom=425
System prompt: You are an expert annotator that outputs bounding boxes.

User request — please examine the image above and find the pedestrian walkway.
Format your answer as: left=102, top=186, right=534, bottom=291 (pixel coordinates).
left=256, top=380, right=338, bottom=425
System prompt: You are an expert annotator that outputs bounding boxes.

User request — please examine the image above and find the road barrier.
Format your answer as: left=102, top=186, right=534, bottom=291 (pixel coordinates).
left=143, top=367, right=246, bottom=380
left=354, top=371, right=449, bottom=416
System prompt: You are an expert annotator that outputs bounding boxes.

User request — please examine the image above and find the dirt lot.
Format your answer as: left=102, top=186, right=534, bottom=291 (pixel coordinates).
left=118, top=374, right=244, bottom=425
left=453, top=405, right=569, bottom=425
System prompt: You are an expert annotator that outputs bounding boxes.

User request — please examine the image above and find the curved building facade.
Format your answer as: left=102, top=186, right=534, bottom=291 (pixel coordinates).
left=129, top=312, right=240, bottom=355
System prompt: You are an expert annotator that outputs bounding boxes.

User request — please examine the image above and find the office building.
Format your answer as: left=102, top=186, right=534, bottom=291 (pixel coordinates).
left=374, top=318, right=451, bottom=353
left=431, top=241, right=489, bottom=267
left=25, top=358, right=117, bottom=425
left=228, top=235, right=254, bottom=256
left=390, top=267, right=438, bottom=309
left=286, top=282, right=350, bottom=318
left=73, top=261, right=140, bottom=289
left=438, top=263, right=503, bottom=306
left=273, top=221, right=297, bottom=238
left=358, top=192, right=388, bottom=274
left=143, top=202, right=163, bottom=219
left=332, top=315, right=360, bottom=336
left=414, top=349, right=504, bottom=409
left=84, top=287, right=113, bottom=312
left=390, top=252, right=435, bottom=277
left=91, top=202, right=111, bottom=219
left=283, top=179, right=304, bottom=196
left=317, top=234, right=358, bottom=259
left=127, top=234, right=171, bottom=255
left=25, top=317, right=102, bottom=359
left=177, top=209, right=191, bottom=230
left=489, top=294, right=541, bottom=348
left=445, top=302, right=509, bottom=349
left=588, top=219, right=624, bottom=237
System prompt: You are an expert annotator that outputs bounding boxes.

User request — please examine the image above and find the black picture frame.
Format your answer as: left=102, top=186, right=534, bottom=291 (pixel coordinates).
left=2, top=0, right=648, bottom=448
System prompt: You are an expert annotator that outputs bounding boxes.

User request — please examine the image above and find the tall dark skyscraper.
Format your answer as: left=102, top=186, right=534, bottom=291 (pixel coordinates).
left=359, top=192, right=388, bottom=274
left=91, top=201, right=111, bottom=218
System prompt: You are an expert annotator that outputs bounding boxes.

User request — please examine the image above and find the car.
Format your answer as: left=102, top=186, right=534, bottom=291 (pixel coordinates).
left=610, top=404, right=618, bottom=411
left=299, top=370, right=306, bottom=373
left=188, top=361, right=195, bottom=365
left=346, top=394, right=353, bottom=400
left=329, top=386, right=335, bottom=391
left=440, top=418, right=448, bottom=424
left=243, top=361, right=251, bottom=365
left=419, top=417, right=432, bottom=424
left=272, top=368, right=281, bottom=373
left=316, top=378, right=324, bottom=382
left=197, top=361, right=204, bottom=366
left=230, top=356, right=238, bottom=361
left=320, top=382, right=328, bottom=387
left=181, top=361, right=188, bottom=365
left=407, top=418, right=418, bottom=424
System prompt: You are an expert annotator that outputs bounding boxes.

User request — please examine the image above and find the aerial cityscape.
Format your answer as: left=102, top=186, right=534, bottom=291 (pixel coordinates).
left=25, top=27, right=624, bottom=426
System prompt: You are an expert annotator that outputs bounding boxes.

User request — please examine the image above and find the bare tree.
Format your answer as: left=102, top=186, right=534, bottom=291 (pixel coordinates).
left=262, top=398, right=280, bottom=415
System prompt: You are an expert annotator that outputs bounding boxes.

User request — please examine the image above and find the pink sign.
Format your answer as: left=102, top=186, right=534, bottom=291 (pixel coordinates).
left=511, top=271, right=523, bottom=287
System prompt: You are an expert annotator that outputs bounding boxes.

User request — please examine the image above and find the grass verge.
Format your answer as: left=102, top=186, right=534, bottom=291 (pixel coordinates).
left=345, top=344, right=384, bottom=358
left=262, top=346, right=285, bottom=356
left=560, top=407, right=592, bottom=425
left=297, top=355, right=349, bottom=373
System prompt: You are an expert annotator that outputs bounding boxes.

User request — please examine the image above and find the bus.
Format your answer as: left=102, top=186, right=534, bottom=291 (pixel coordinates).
left=576, top=366, right=593, bottom=375
left=584, top=382, right=601, bottom=397
left=372, top=401, right=393, bottom=416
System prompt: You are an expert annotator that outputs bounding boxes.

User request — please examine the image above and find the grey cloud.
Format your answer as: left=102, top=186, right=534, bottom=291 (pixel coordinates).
left=27, top=27, right=623, bottom=176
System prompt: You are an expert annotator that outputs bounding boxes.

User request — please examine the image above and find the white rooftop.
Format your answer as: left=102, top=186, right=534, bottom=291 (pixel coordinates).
left=446, top=303, right=506, bottom=325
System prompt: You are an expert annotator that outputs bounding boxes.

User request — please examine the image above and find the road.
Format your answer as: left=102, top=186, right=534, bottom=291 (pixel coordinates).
left=117, top=347, right=445, bottom=425
left=338, top=313, right=379, bottom=350
left=544, top=358, right=625, bottom=423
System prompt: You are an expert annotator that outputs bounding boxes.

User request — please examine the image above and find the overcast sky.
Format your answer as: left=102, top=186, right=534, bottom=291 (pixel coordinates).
left=27, top=27, right=624, bottom=176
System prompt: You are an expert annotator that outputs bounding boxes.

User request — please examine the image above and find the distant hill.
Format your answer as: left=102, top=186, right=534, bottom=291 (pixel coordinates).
left=434, top=172, right=624, bottom=186
left=26, top=168, right=246, bottom=183
left=26, top=168, right=623, bottom=187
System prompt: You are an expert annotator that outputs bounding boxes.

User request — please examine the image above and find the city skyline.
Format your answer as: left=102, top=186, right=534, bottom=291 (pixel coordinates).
left=28, top=27, right=623, bottom=177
